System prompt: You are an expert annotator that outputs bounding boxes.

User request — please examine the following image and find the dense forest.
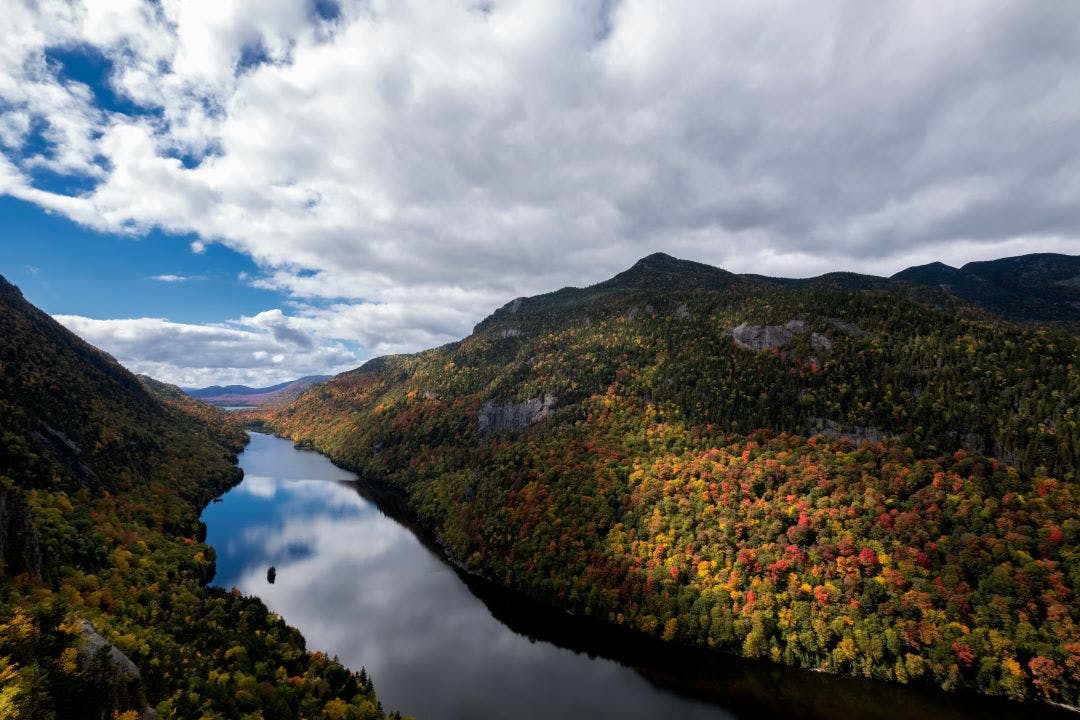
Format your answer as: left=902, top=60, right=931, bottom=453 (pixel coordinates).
left=261, top=252, right=1080, bottom=708
left=0, top=275, right=396, bottom=719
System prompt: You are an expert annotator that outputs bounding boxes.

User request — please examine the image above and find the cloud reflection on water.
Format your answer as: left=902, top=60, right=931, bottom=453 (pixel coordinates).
left=203, top=432, right=731, bottom=720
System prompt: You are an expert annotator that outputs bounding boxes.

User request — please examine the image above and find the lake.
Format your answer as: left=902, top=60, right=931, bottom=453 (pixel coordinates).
left=200, top=432, right=1069, bottom=720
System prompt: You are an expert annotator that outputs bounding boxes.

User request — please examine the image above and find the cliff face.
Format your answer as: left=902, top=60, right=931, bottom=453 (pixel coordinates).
left=262, top=252, right=1080, bottom=707
left=77, top=620, right=152, bottom=716
left=728, top=319, right=833, bottom=353
left=477, top=394, right=557, bottom=437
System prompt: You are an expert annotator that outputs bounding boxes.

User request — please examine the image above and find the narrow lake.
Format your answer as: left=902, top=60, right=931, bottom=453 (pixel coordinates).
left=201, top=432, right=1069, bottom=720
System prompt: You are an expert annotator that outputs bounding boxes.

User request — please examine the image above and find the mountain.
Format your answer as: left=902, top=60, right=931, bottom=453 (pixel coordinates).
left=259, top=252, right=1080, bottom=708
left=0, top=276, right=389, bottom=719
left=184, top=375, right=331, bottom=407
left=892, top=253, right=1080, bottom=329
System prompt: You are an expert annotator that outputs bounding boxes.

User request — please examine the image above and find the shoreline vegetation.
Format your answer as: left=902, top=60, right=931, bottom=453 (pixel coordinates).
left=255, top=254, right=1080, bottom=711
left=261, top=418, right=1080, bottom=717
left=259, top=426, right=1080, bottom=719
left=6, top=246, right=1080, bottom=717
left=0, top=275, right=402, bottom=719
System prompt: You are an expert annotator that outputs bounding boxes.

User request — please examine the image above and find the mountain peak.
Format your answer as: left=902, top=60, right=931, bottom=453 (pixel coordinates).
left=891, top=261, right=961, bottom=284
left=604, top=253, right=733, bottom=290
left=631, top=251, right=682, bottom=268
left=892, top=253, right=1080, bottom=328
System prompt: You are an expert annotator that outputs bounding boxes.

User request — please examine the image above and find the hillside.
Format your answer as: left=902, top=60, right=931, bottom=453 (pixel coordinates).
left=892, top=253, right=1080, bottom=330
left=184, top=376, right=331, bottom=407
left=0, top=276, right=391, bottom=719
left=260, top=252, right=1080, bottom=708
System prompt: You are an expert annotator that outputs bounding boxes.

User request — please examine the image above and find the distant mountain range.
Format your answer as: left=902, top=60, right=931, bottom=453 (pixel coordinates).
left=184, top=375, right=331, bottom=407
left=892, top=253, right=1080, bottom=328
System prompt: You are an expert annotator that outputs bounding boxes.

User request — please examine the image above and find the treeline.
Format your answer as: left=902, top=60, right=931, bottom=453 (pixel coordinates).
left=262, top=262, right=1080, bottom=706
left=0, top=275, right=398, bottom=719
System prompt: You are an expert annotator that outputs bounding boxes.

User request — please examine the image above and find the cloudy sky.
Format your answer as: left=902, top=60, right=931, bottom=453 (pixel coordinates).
left=2, top=0, right=1079, bottom=387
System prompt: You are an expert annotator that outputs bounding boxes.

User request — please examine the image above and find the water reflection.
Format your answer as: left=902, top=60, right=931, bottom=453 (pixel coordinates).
left=203, top=433, right=1069, bottom=720
left=204, top=432, right=730, bottom=720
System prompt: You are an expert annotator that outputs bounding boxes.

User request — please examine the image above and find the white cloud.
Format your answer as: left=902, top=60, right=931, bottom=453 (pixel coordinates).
left=151, top=273, right=192, bottom=282
left=4, top=0, right=1080, bottom=381
left=53, top=313, right=359, bottom=387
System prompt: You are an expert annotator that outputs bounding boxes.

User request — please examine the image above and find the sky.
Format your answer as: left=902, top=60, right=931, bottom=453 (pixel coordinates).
left=1, top=0, right=1079, bottom=387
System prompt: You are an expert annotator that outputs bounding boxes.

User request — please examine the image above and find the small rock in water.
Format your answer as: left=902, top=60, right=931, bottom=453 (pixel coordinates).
left=267, top=566, right=276, bottom=584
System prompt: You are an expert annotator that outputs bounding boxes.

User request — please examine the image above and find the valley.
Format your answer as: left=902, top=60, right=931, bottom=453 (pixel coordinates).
left=257, top=253, right=1080, bottom=709
left=3, top=250, right=1079, bottom=717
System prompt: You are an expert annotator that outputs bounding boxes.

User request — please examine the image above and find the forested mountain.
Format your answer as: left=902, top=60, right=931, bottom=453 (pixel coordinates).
left=0, top=276, right=391, bottom=719
left=184, top=376, right=331, bottom=407
left=260, top=252, right=1080, bottom=708
left=892, top=253, right=1080, bottom=330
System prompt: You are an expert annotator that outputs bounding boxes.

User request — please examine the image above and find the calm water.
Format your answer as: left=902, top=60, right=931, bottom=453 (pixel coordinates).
left=201, top=432, right=1069, bottom=720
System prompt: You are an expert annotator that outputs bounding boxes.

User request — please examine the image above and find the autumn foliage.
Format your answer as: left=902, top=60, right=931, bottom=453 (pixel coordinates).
left=262, top=258, right=1080, bottom=706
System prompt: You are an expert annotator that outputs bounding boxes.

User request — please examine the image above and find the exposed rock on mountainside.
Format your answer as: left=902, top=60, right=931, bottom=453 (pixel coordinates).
left=29, top=423, right=97, bottom=486
left=826, top=318, right=864, bottom=336
left=78, top=620, right=142, bottom=679
left=728, top=319, right=832, bottom=353
left=807, top=417, right=884, bottom=444
left=729, top=320, right=801, bottom=350
left=262, top=252, right=1080, bottom=708
left=0, top=274, right=391, bottom=719
left=478, top=394, right=557, bottom=437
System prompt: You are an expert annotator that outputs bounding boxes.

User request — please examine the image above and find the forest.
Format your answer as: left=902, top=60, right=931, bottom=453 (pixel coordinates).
left=0, top=275, right=397, bottom=719
left=260, top=253, right=1080, bottom=707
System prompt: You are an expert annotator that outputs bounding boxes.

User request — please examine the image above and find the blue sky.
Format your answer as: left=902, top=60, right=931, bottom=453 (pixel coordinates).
left=2, top=1, right=1079, bottom=386
left=1, top=196, right=278, bottom=323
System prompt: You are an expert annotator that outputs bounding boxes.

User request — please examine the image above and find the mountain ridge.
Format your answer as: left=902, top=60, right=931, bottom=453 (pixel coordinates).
left=260, top=249, right=1080, bottom=709
left=183, top=375, right=332, bottom=406
left=476, top=251, right=1077, bottom=340
left=891, top=252, right=1080, bottom=328
left=0, top=274, right=392, bottom=719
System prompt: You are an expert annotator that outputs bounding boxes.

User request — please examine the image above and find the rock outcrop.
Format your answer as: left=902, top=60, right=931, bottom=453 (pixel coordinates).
left=827, top=318, right=864, bottom=336
left=30, top=423, right=97, bottom=486
left=810, top=333, right=833, bottom=352
left=729, top=319, right=839, bottom=354
left=78, top=620, right=157, bottom=718
left=478, top=395, right=556, bottom=437
left=808, top=417, right=884, bottom=444
left=730, top=320, right=800, bottom=350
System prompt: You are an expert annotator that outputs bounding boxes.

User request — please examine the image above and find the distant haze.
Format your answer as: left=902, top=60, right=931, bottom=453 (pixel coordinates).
left=184, top=376, right=331, bottom=407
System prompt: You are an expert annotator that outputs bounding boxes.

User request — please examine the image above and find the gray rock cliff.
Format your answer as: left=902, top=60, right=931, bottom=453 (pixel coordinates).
left=478, top=395, right=556, bottom=437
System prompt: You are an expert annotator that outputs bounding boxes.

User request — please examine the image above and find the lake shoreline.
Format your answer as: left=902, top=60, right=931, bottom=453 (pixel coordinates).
left=248, top=427, right=1075, bottom=720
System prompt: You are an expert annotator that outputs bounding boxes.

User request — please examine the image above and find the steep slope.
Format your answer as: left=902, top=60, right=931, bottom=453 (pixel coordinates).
left=0, top=276, right=392, bottom=719
left=184, top=376, right=331, bottom=407
left=262, top=253, right=1080, bottom=708
left=893, top=253, right=1080, bottom=329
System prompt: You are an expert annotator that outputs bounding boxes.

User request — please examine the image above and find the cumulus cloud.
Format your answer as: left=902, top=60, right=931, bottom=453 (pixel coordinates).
left=5, top=1, right=1080, bottom=381
left=151, top=273, right=195, bottom=282
left=53, top=313, right=359, bottom=387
